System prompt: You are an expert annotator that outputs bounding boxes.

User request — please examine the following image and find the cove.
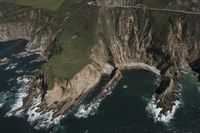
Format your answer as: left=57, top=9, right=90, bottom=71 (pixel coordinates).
left=57, top=70, right=200, bottom=133
left=0, top=40, right=199, bottom=133
left=58, top=70, right=166, bottom=133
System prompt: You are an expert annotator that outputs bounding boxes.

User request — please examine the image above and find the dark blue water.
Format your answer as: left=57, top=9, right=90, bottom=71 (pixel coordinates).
left=0, top=40, right=199, bottom=133
left=57, top=70, right=200, bottom=133
left=0, top=40, right=46, bottom=133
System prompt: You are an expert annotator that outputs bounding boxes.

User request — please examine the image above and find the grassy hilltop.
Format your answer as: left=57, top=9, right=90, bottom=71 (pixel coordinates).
left=0, top=0, right=98, bottom=89
left=43, top=2, right=97, bottom=89
left=0, top=0, right=64, bottom=10
left=0, top=0, right=177, bottom=89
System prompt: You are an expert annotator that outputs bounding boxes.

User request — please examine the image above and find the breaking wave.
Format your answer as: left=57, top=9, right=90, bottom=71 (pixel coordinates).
left=146, top=95, right=181, bottom=123
left=15, top=69, right=23, bottom=74
left=0, top=91, right=10, bottom=108
left=5, top=63, right=18, bottom=71
left=4, top=75, right=64, bottom=129
left=6, top=76, right=32, bottom=116
left=74, top=88, right=113, bottom=118
left=74, top=99, right=102, bottom=118
left=26, top=96, right=65, bottom=129
left=74, top=83, right=114, bottom=119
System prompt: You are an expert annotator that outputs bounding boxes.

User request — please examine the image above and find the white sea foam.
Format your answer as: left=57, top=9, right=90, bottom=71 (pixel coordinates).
left=6, top=76, right=31, bottom=116
left=154, top=76, right=161, bottom=87
left=29, top=58, right=44, bottom=64
left=106, top=91, right=112, bottom=96
left=181, top=69, right=190, bottom=74
left=5, top=63, right=18, bottom=70
left=26, top=96, right=42, bottom=122
left=0, top=57, right=10, bottom=65
left=15, top=51, right=30, bottom=59
left=74, top=99, right=102, bottom=118
left=26, top=96, right=64, bottom=129
left=146, top=95, right=181, bottom=123
left=17, top=76, right=31, bottom=84
left=0, top=103, right=4, bottom=108
left=7, top=78, right=15, bottom=84
left=74, top=87, right=114, bottom=118
left=123, top=84, right=128, bottom=89
left=15, top=48, right=45, bottom=60
left=87, top=1, right=95, bottom=5
left=15, top=69, right=23, bottom=74
left=0, top=91, right=10, bottom=108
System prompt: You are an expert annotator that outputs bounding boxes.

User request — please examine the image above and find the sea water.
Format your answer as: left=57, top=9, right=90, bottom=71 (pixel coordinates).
left=59, top=70, right=200, bottom=133
left=0, top=40, right=199, bottom=133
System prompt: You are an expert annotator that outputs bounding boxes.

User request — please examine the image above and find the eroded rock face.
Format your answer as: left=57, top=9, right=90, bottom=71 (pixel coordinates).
left=0, top=3, right=58, bottom=55
left=39, top=0, right=200, bottom=118
left=1, top=0, right=200, bottom=120
left=98, top=1, right=200, bottom=69
left=42, top=40, right=115, bottom=117
left=94, top=0, right=200, bottom=117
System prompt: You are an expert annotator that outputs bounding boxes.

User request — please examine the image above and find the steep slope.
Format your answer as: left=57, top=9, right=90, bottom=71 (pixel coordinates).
left=0, top=3, right=59, bottom=55
left=40, top=0, right=200, bottom=119
left=94, top=0, right=200, bottom=116
left=1, top=0, right=200, bottom=122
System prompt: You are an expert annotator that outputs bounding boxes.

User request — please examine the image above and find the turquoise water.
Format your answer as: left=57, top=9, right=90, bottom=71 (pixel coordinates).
left=0, top=41, right=200, bottom=133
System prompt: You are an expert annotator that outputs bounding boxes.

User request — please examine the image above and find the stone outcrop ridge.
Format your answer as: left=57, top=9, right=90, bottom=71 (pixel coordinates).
left=43, top=0, right=200, bottom=118
left=1, top=0, right=200, bottom=120
left=92, top=0, right=200, bottom=117
left=0, top=3, right=58, bottom=55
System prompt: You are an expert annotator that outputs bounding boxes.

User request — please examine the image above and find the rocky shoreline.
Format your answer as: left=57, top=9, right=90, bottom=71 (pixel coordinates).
left=1, top=0, right=200, bottom=126
left=21, top=62, right=177, bottom=121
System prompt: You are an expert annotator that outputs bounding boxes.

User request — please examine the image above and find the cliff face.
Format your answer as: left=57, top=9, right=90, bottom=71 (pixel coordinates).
left=94, top=0, right=200, bottom=116
left=97, top=0, right=200, bottom=74
left=42, top=39, right=114, bottom=117
left=1, top=0, right=200, bottom=120
left=40, top=0, right=200, bottom=118
left=0, top=3, right=58, bottom=55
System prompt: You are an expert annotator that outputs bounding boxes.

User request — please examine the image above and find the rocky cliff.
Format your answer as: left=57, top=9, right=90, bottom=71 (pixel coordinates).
left=1, top=0, right=200, bottom=121
left=40, top=0, right=200, bottom=118
left=93, top=0, right=200, bottom=117
left=0, top=3, right=59, bottom=55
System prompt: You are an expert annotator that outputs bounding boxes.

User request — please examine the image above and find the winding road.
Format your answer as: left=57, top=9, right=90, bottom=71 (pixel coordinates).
left=92, top=4, right=200, bottom=15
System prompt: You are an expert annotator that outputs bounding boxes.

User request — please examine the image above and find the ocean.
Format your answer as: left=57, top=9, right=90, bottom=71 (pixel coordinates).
left=0, top=40, right=199, bottom=133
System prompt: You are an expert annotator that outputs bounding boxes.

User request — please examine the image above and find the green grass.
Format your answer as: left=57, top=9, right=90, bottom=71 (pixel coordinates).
left=43, top=4, right=98, bottom=89
left=0, top=0, right=98, bottom=89
left=143, top=0, right=172, bottom=8
left=0, top=0, right=64, bottom=10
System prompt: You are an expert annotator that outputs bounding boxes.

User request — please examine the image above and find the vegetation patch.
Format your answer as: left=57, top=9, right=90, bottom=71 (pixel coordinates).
left=0, top=0, right=64, bottom=10
left=44, top=4, right=98, bottom=89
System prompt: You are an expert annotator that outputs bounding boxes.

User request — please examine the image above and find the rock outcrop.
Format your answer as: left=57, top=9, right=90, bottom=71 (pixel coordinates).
left=1, top=0, right=200, bottom=120
left=26, top=0, right=200, bottom=118
left=88, top=0, right=200, bottom=117
left=0, top=3, right=59, bottom=55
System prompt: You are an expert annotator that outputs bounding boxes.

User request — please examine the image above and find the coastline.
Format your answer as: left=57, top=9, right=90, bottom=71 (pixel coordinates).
left=0, top=0, right=200, bottom=130
left=73, top=62, right=161, bottom=118
left=118, top=62, right=161, bottom=76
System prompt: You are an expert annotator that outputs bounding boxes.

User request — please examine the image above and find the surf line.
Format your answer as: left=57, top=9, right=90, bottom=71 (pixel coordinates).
left=75, top=62, right=161, bottom=118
